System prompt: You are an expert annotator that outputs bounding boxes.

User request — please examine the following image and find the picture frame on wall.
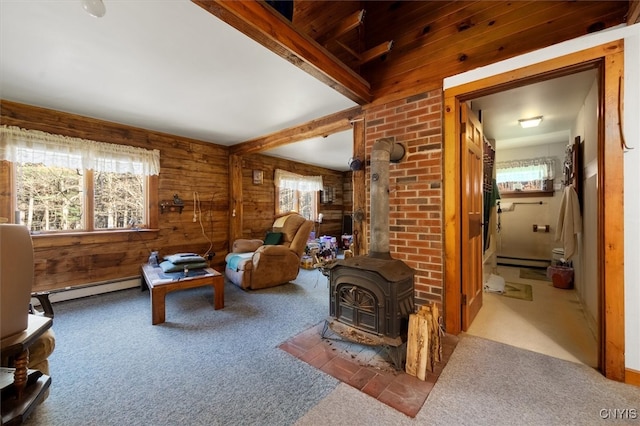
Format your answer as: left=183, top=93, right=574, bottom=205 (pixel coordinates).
left=252, top=170, right=263, bottom=185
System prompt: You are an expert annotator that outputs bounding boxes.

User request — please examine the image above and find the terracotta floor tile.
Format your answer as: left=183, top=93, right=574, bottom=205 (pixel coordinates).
left=307, top=347, right=337, bottom=369
left=320, top=357, right=361, bottom=382
left=298, top=341, right=331, bottom=363
left=345, top=367, right=378, bottom=390
left=360, top=371, right=396, bottom=398
left=278, top=341, right=306, bottom=358
left=280, top=323, right=459, bottom=418
left=329, top=354, right=363, bottom=376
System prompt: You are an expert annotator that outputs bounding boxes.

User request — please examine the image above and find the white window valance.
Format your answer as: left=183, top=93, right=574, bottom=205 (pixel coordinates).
left=496, top=157, right=555, bottom=183
left=274, top=169, right=323, bottom=192
left=0, top=125, right=160, bottom=176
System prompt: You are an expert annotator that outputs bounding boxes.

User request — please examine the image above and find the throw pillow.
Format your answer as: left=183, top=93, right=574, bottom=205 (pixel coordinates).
left=164, top=253, right=206, bottom=264
left=263, top=232, right=283, bottom=245
left=160, top=260, right=208, bottom=273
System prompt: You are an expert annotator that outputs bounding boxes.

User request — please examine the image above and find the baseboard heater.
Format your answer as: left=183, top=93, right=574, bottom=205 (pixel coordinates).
left=496, top=255, right=550, bottom=269
left=33, top=276, right=140, bottom=305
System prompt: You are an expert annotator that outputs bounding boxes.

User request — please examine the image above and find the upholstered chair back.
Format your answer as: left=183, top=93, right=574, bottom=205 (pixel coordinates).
left=0, top=224, right=34, bottom=339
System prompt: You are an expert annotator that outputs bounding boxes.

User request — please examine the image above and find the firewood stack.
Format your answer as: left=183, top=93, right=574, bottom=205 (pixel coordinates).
left=405, top=303, right=443, bottom=380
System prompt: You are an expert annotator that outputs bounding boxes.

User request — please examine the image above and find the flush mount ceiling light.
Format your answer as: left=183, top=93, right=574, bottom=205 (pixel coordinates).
left=518, top=116, right=543, bottom=128
left=82, top=0, right=106, bottom=18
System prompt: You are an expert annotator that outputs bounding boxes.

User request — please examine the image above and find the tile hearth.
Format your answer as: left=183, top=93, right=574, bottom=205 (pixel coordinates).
left=279, top=322, right=458, bottom=417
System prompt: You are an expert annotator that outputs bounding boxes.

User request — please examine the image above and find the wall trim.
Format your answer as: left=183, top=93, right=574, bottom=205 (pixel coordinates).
left=625, top=368, right=640, bottom=387
left=443, top=40, right=626, bottom=381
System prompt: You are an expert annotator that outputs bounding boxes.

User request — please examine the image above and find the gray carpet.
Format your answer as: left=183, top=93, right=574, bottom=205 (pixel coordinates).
left=297, top=335, right=640, bottom=426
left=23, top=270, right=640, bottom=425
left=25, top=269, right=336, bottom=426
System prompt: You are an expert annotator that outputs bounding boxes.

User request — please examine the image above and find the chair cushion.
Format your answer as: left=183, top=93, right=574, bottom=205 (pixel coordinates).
left=278, top=214, right=306, bottom=243
left=263, top=232, right=282, bottom=245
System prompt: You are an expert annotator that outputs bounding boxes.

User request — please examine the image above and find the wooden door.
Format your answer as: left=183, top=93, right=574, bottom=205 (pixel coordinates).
left=461, top=103, right=484, bottom=330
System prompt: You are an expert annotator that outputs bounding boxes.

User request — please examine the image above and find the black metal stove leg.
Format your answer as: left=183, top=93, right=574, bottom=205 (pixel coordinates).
left=321, top=320, right=330, bottom=338
left=383, top=343, right=407, bottom=370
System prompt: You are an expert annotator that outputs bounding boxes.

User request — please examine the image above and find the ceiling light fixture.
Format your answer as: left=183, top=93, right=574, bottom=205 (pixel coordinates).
left=82, top=0, right=106, bottom=18
left=518, top=116, right=543, bottom=128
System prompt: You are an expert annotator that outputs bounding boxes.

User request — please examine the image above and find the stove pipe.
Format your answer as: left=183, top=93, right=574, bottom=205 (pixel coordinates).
left=369, top=138, right=405, bottom=259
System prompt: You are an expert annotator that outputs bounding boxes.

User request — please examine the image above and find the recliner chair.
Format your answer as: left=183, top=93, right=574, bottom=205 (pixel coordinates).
left=225, top=213, right=313, bottom=290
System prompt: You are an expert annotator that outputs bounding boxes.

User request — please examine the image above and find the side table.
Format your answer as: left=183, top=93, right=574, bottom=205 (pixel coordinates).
left=141, top=264, right=224, bottom=325
left=1, top=314, right=52, bottom=425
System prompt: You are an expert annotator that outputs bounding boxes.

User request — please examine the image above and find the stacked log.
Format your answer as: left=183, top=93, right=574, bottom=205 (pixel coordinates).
left=405, top=303, right=442, bottom=380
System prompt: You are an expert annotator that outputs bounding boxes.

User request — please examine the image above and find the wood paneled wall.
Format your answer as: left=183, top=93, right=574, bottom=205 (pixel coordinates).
left=1, top=101, right=230, bottom=292
left=241, top=153, right=347, bottom=240
left=0, top=101, right=348, bottom=292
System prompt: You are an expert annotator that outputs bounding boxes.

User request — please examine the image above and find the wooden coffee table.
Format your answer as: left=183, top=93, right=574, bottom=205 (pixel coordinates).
left=141, top=264, right=224, bottom=325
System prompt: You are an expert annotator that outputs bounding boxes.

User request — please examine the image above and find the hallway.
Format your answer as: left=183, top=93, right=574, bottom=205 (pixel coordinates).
left=467, top=265, right=597, bottom=367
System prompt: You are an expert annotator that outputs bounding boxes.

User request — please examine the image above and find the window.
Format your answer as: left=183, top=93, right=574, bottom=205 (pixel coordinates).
left=1, top=125, right=159, bottom=232
left=495, top=158, right=555, bottom=194
left=274, top=169, right=322, bottom=221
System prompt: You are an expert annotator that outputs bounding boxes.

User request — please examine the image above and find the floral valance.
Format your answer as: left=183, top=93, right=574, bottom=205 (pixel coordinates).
left=496, top=157, right=555, bottom=183
left=0, top=125, right=160, bottom=176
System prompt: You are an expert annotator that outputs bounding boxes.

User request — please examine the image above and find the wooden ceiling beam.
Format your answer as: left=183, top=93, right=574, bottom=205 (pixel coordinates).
left=316, top=9, right=365, bottom=45
left=629, top=0, right=640, bottom=24
left=192, top=0, right=371, bottom=105
left=230, top=106, right=362, bottom=156
left=359, top=41, right=394, bottom=65
left=336, top=40, right=362, bottom=60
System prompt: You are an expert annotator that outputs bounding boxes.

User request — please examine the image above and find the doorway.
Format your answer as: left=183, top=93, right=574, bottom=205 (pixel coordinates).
left=443, top=41, right=625, bottom=381
left=464, top=69, right=598, bottom=367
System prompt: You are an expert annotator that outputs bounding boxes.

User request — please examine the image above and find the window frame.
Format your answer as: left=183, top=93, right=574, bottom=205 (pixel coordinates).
left=2, top=161, right=158, bottom=234
left=495, top=158, right=555, bottom=197
left=275, top=186, right=319, bottom=221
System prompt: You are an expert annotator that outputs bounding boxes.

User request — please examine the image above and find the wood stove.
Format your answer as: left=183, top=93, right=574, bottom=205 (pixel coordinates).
left=324, top=138, right=414, bottom=368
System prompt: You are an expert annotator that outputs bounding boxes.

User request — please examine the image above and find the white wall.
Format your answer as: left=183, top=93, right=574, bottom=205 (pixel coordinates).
left=571, top=77, right=599, bottom=337
left=495, top=143, right=566, bottom=262
left=444, top=23, right=640, bottom=371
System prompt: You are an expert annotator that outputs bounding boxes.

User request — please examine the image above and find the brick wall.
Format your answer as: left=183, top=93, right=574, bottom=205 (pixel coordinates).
left=364, top=90, right=443, bottom=308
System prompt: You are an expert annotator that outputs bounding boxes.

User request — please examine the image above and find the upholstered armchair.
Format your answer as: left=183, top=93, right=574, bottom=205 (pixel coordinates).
left=0, top=224, right=56, bottom=402
left=225, top=213, right=313, bottom=290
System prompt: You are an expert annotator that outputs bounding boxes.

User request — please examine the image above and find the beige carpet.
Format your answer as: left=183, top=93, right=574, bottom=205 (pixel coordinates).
left=471, top=266, right=597, bottom=367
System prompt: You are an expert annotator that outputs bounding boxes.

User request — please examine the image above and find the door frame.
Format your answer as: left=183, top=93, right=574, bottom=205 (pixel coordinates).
left=443, top=41, right=625, bottom=381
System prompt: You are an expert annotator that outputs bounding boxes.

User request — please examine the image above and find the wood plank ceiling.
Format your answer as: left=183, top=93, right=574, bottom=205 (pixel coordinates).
left=296, top=0, right=630, bottom=102
left=197, top=0, right=629, bottom=107
left=193, top=0, right=630, bottom=154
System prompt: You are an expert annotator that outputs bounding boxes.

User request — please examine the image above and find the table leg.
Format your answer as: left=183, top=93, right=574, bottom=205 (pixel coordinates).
left=212, top=276, right=224, bottom=310
left=12, top=349, right=29, bottom=400
left=150, top=286, right=167, bottom=325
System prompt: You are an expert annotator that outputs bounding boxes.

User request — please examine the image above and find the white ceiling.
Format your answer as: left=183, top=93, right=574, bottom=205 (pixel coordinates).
left=1, top=1, right=596, bottom=172
left=0, top=0, right=356, bottom=170
left=471, top=69, right=598, bottom=150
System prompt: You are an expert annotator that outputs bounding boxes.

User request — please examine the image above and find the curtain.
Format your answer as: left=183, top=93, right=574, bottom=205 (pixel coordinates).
left=274, top=169, right=322, bottom=191
left=0, top=125, right=160, bottom=176
left=495, top=157, right=555, bottom=183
